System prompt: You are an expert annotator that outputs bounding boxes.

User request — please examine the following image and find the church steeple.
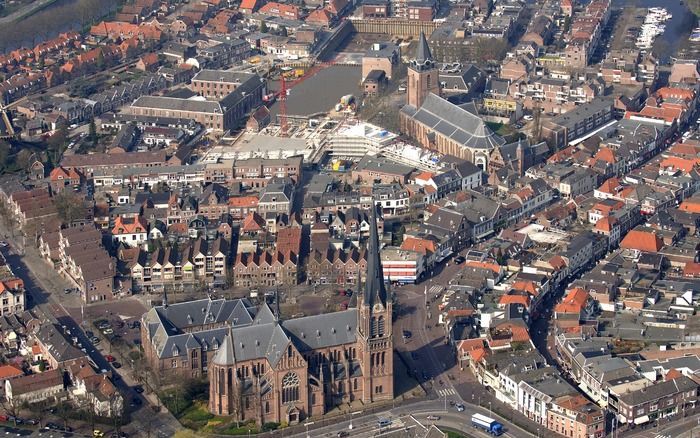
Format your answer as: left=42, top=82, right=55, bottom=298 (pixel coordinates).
left=364, top=202, right=387, bottom=308
left=411, top=31, right=434, bottom=71
left=406, top=31, right=440, bottom=109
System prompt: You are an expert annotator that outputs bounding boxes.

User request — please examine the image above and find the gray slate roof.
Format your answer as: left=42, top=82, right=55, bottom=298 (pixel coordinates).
left=401, top=94, right=505, bottom=151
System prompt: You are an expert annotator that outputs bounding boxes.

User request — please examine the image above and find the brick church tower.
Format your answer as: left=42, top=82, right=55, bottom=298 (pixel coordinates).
left=357, top=203, right=394, bottom=403
left=407, top=31, right=440, bottom=109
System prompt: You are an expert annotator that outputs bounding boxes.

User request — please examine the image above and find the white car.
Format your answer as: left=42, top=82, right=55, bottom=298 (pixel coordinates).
left=523, top=115, right=534, bottom=121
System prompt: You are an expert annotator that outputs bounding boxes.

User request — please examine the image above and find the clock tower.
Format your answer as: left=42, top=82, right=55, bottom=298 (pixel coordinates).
left=358, top=202, right=393, bottom=403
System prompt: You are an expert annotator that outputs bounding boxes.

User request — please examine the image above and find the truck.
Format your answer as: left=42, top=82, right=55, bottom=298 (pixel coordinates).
left=471, top=413, right=504, bottom=436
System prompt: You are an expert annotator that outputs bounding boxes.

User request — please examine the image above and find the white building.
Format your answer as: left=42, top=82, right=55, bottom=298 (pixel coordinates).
left=381, top=247, right=425, bottom=284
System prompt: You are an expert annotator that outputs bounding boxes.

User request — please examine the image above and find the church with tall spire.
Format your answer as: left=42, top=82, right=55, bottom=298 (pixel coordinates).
left=142, top=203, right=393, bottom=426
left=400, top=31, right=505, bottom=171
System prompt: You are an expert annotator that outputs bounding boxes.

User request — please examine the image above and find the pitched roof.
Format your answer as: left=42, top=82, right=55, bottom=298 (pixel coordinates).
left=0, top=365, right=23, bottom=379
left=415, top=31, right=433, bottom=64
left=400, top=236, right=437, bottom=254
left=555, top=288, right=589, bottom=314
left=620, top=229, right=664, bottom=252
left=364, top=203, right=387, bottom=307
left=401, top=94, right=505, bottom=151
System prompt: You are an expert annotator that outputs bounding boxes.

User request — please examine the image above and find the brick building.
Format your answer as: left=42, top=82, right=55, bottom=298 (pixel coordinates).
left=141, top=206, right=393, bottom=426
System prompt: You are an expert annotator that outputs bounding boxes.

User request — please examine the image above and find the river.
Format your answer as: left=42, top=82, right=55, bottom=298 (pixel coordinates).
left=0, top=0, right=114, bottom=52
left=612, top=0, right=697, bottom=62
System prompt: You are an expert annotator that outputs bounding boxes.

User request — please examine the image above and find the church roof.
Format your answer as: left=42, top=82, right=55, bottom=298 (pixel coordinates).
left=415, top=31, right=433, bottom=64
left=212, top=331, right=236, bottom=366
left=364, top=203, right=387, bottom=307
left=401, top=93, right=505, bottom=151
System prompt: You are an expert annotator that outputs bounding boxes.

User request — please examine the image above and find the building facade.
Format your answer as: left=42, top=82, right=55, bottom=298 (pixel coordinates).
left=142, top=205, right=394, bottom=425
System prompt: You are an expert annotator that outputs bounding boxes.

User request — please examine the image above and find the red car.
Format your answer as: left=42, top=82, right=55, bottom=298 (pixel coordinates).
left=105, top=355, right=116, bottom=363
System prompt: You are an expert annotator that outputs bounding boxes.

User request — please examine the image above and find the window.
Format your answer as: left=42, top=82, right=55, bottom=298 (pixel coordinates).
left=281, top=372, right=300, bottom=403
left=265, top=401, right=270, bottom=413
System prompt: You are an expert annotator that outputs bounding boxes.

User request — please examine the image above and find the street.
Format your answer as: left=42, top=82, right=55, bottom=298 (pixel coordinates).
left=0, top=241, right=179, bottom=437
left=287, top=399, right=531, bottom=438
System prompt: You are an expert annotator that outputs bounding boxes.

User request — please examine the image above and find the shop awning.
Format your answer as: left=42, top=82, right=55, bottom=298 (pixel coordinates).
left=634, top=415, right=650, bottom=425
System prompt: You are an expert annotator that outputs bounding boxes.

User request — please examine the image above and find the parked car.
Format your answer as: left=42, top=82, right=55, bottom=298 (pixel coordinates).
left=454, top=256, right=466, bottom=264
left=102, top=328, right=114, bottom=335
left=112, top=362, right=122, bottom=369
left=134, top=385, right=144, bottom=394
left=426, top=415, right=440, bottom=421
left=105, top=355, right=115, bottom=362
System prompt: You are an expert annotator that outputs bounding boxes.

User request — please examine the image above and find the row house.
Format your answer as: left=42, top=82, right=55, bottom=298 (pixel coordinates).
left=611, top=375, right=698, bottom=426
left=233, top=251, right=298, bottom=287
left=0, top=73, right=46, bottom=105
left=129, top=237, right=229, bottom=291
left=228, top=196, right=259, bottom=221
left=84, top=74, right=167, bottom=117
left=58, top=226, right=115, bottom=304
left=232, top=156, right=303, bottom=188
left=92, top=164, right=204, bottom=189
left=306, top=247, right=368, bottom=286
left=328, top=207, right=379, bottom=240
left=6, top=187, right=57, bottom=228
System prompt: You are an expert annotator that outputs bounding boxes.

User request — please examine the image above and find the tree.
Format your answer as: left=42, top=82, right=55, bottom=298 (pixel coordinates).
left=15, top=149, right=34, bottom=171
left=54, top=191, right=85, bottom=224
left=0, top=140, right=10, bottom=170
left=56, top=402, right=71, bottom=431
left=260, top=20, right=268, bottom=33
left=89, top=118, right=98, bottom=146
left=0, top=397, right=26, bottom=426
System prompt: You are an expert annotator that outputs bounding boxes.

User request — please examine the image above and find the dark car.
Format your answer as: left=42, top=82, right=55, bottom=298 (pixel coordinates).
left=454, top=256, right=466, bottom=264
left=134, top=385, right=144, bottom=394
left=132, top=397, right=142, bottom=405
left=112, top=362, right=122, bottom=369
left=402, top=330, right=412, bottom=339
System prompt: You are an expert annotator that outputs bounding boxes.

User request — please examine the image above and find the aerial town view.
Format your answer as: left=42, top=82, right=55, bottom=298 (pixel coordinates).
left=2, top=0, right=700, bottom=436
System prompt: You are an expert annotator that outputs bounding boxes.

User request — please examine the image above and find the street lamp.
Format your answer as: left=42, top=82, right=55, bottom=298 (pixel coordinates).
left=488, top=402, right=492, bottom=416
left=348, top=411, right=361, bottom=430
left=304, top=421, right=314, bottom=438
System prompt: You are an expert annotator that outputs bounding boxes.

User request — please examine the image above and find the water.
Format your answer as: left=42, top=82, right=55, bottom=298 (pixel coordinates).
left=0, top=0, right=114, bottom=52
left=269, top=65, right=362, bottom=118
left=613, top=0, right=696, bottom=61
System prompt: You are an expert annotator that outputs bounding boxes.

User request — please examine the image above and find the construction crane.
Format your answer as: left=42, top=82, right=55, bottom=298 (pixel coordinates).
left=279, top=75, right=288, bottom=137
left=272, top=60, right=336, bottom=137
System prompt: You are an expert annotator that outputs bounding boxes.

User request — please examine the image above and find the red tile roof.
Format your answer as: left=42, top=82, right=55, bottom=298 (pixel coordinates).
left=555, top=288, right=589, bottom=314
left=400, top=236, right=436, bottom=255
left=112, top=216, right=147, bottom=235
left=620, top=229, right=664, bottom=252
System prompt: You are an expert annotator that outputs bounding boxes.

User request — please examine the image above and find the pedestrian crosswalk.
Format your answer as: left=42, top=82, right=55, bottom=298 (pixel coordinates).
left=427, top=285, right=443, bottom=296
left=437, top=388, right=457, bottom=397
left=654, top=435, right=671, bottom=438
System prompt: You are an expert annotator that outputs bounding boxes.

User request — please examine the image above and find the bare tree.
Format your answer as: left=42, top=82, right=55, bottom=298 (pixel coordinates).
left=0, top=397, right=26, bottom=426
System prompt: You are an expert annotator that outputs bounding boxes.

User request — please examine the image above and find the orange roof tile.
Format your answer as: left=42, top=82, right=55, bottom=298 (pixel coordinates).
left=112, top=216, right=147, bottom=235
left=594, top=147, right=616, bottom=164
left=665, top=368, right=683, bottom=381
left=597, top=177, right=623, bottom=195
left=620, top=229, right=664, bottom=252
left=512, top=280, right=538, bottom=296
left=660, top=156, right=700, bottom=173
left=0, top=365, right=23, bottom=379
left=683, top=261, right=700, bottom=278
left=400, top=236, right=436, bottom=255
left=594, top=216, right=617, bottom=232
left=465, top=260, right=502, bottom=275
left=228, top=196, right=259, bottom=207
left=555, top=288, right=589, bottom=314
left=499, top=294, right=530, bottom=307
left=679, top=197, right=700, bottom=214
